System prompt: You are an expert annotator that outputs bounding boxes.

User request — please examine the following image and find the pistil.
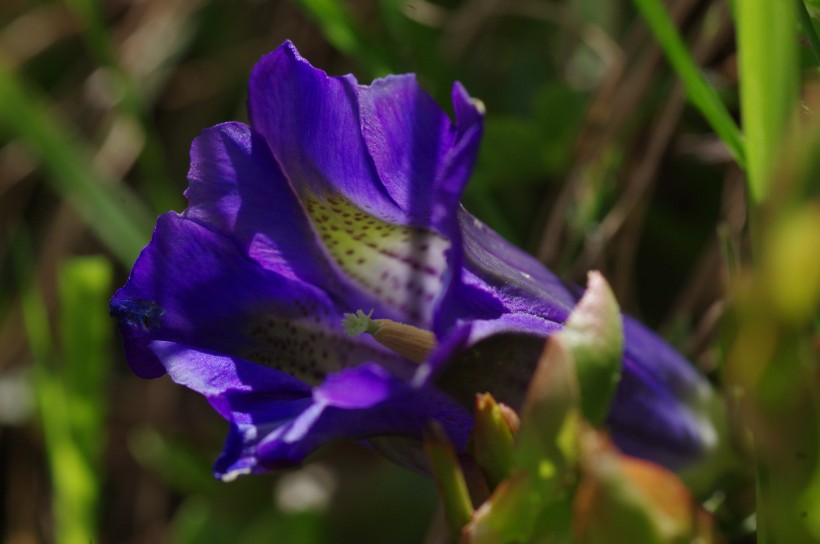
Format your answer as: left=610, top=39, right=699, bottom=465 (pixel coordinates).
left=342, top=309, right=437, bottom=363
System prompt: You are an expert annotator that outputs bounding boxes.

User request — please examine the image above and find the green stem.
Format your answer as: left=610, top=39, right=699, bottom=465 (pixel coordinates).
left=424, top=423, right=474, bottom=541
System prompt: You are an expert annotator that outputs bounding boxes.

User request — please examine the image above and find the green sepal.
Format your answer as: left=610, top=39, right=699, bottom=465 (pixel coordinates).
left=462, top=471, right=540, bottom=544
left=514, top=335, right=581, bottom=499
left=572, top=430, right=718, bottom=544
left=473, top=393, right=516, bottom=489
left=561, top=271, right=624, bottom=426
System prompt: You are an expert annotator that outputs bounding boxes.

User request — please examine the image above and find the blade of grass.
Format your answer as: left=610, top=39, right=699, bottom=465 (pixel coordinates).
left=53, top=257, right=112, bottom=544
left=0, top=58, right=153, bottom=266
left=54, top=256, right=113, bottom=544
left=736, top=0, right=799, bottom=202
left=798, top=0, right=820, bottom=66
left=59, top=256, right=112, bottom=471
left=14, top=239, right=111, bottom=544
left=632, top=0, right=747, bottom=170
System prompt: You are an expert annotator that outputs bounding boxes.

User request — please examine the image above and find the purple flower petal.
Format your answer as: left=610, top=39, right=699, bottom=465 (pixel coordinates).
left=113, top=40, right=719, bottom=479
left=435, top=208, right=577, bottom=335
left=621, top=317, right=706, bottom=401
left=183, top=121, right=331, bottom=288
left=256, top=362, right=473, bottom=472
left=606, top=363, right=715, bottom=469
left=248, top=41, right=399, bottom=221
left=359, top=76, right=483, bottom=232
left=246, top=42, right=487, bottom=327
left=111, top=212, right=412, bottom=382
left=150, top=341, right=470, bottom=479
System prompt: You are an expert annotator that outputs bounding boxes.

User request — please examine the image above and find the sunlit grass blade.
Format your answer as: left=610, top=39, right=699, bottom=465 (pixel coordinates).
left=55, top=256, right=113, bottom=544
left=632, top=0, right=746, bottom=170
left=59, top=256, right=112, bottom=468
left=14, top=238, right=113, bottom=543
left=736, top=0, right=799, bottom=202
left=0, top=58, right=153, bottom=266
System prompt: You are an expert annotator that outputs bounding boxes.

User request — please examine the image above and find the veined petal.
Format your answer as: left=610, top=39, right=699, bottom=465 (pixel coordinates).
left=606, top=363, right=715, bottom=469
left=621, top=317, right=708, bottom=402
left=420, top=207, right=580, bottom=394
left=359, top=76, right=483, bottom=232
left=247, top=42, right=484, bottom=326
left=248, top=41, right=398, bottom=219
left=183, top=121, right=331, bottom=288
left=183, top=120, right=443, bottom=327
left=249, top=42, right=483, bottom=234
left=437, top=207, right=577, bottom=332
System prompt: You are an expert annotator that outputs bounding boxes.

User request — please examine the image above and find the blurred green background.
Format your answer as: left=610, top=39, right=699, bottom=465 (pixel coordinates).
left=1, top=0, right=818, bottom=542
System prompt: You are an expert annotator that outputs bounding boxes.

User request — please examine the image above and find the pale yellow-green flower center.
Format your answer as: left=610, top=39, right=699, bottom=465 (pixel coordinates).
left=304, top=193, right=450, bottom=324
left=240, top=193, right=448, bottom=384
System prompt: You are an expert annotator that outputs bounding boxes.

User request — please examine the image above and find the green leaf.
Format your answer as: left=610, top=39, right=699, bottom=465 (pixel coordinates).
left=462, top=471, right=541, bottom=544
left=723, top=127, right=820, bottom=543
left=573, top=432, right=695, bottom=544
left=578, top=430, right=721, bottom=542
left=803, top=458, right=820, bottom=540
left=798, top=0, right=820, bottom=65
left=15, top=249, right=113, bottom=544
left=59, top=257, right=112, bottom=458
left=561, top=271, right=624, bottom=426
left=54, top=256, right=113, bottom=544
left=515, top=335, right=581, bottom=497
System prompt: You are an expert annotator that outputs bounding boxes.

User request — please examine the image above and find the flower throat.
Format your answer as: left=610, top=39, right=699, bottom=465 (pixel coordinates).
left=304, top=193, right=450, bottom=325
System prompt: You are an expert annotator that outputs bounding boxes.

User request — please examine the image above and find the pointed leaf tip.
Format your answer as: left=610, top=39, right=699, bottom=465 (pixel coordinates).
left=562, top=271, right=624, bottom=426
left=474, top=393, right=516, bottom=488
left=573, top=429, right=718, bottom=543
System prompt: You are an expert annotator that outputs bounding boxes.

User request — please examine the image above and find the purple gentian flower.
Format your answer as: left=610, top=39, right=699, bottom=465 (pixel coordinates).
left=111, top=41, right=716, bottom=480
